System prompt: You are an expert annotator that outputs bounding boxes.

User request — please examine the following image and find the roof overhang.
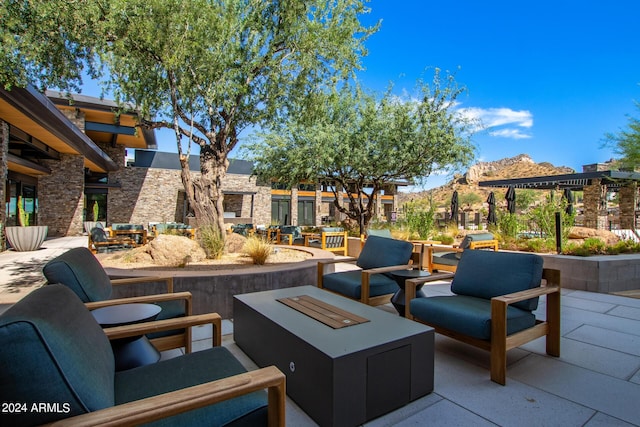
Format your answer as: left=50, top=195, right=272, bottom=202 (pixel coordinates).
left=0, top=85, right=118, bottom=173
left=46, top=91, right=157, bottom=150
left=479, top=170, right=640, bottom=191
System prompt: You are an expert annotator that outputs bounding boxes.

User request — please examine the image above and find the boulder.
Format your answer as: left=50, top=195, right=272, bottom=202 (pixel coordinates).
left=127, top=234, right=207, bottom=266
left=225, top=232, right=247, bottom=253
left=568, top=226, right=620, bottom=246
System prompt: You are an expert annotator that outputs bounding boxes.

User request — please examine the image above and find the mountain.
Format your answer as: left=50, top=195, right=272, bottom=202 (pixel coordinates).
left=398, top=154, right=575, bottom=209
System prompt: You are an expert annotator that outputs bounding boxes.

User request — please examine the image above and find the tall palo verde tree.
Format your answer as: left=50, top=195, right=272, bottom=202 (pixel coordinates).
left=246, top=71, right=477, bottom=234
left=1, top=0, right=377, bottom=235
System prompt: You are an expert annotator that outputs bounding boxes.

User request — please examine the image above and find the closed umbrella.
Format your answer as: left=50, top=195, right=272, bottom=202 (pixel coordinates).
left=563, top=188, right=574, bottom=215
left=505, top=186, right=516, bottom=214
left=487, top=192, right=497, bottom=225
left=450, top=191, right=459, bottom=225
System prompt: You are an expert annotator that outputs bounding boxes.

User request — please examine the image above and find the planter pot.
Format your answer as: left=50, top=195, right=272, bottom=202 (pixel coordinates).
left=83, top=221, right=104, bottom=234
left=5, top=226, right=48, bottom=252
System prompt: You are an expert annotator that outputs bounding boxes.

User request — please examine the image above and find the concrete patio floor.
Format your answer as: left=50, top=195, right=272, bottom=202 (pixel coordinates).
left=1, top=237, right=639, bottom=426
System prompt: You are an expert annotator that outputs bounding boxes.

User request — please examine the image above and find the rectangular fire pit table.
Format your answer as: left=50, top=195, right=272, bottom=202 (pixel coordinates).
left=234, top=285, right=434, bottom=427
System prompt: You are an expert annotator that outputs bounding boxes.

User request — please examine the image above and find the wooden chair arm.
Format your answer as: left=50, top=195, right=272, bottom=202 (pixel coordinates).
left=110, top=276, right=174, bottom=293
left=48, top=365, right=286, bottom=427
left=492, top=284, right=560, bottom=306
left=103, top=313, right=223, bottom=347
left=361, top=264, right=412, bottom=275
left=85, top=291, right=192, bottom=313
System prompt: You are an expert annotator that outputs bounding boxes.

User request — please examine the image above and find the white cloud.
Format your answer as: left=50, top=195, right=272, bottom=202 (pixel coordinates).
left=458, top=107, right=533, bottom=139
left=488, top=128, right=532, bottom=139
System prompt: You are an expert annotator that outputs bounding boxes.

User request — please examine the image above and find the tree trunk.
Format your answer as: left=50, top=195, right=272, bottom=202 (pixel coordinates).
left=178, top=145, right=228, bottom=236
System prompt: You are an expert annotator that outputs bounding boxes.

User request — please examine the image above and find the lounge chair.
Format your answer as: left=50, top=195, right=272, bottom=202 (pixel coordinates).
left=427, top=232, right=498, bottom=273
left=406, top=249, right=561, bottom=385
left=317, top=235, right=414, bottom=306
left=0, top=284, right=285, bottom=426
left=305, top=227, right=348, bottom=255
left=88, top=226, right=135, bottom=254
left=43, top=247, right=193, bottom=354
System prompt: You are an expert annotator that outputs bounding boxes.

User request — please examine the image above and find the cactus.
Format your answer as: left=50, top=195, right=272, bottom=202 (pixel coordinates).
left=92, top=201, right=99, bottom=221
left=17, top=195, right=29, bottom=226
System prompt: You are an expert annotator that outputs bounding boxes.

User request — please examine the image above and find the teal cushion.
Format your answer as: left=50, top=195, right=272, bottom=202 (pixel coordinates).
left=432, top=251, right=459, bottom=267
left=43, top=247, right=113, bottom=302
left=366, top=229, right=393, bottom=239
left=115, top=347, right=267, bottom=426
left=112, top=223, right=144, bottom=231
left=452, top=250, right=543, bottom=311
left=410, top=295, right=536, bottom=340
left=323, top=270, right=398, bottom=299
left=459, top=232, right=495, bottom=249
left=321, top=227, right=344, bottom=233
left=356, top=235, right=414, bottom=270
left=0, top=285, right=115, bottom=426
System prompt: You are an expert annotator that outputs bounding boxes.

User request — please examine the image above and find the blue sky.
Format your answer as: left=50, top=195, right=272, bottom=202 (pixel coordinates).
left=79, top=1, right=640, bottom=190
left=355, top=0, right=640, bottom=188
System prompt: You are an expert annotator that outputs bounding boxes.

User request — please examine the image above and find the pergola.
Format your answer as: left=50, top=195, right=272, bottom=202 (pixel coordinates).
left=479, top=170, right=640, bottom=230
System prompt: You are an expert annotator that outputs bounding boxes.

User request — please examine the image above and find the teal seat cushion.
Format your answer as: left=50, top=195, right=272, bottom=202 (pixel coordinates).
left=356, top=235, right=414, bottom=270
left=0, top=285, right=115, bottom=426
left=43, top=247, right=113, bottom=302
left=115, top=347, right=267, bottom=426
left=322, top=270, right=398, bottom=299
left=410, top=295, right=536, bottom=340
left=452, top=250, right=543, bottom=311
left=432, top=251, right=459, bottom=266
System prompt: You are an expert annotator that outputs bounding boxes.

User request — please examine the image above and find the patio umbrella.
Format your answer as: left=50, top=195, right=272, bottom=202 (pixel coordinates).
left=487, top=192, right=497, bottom=225
left=563, top=188, right=574, bottom=215
left=505, top=186, right=516, bottom=214
left=450, top=191, right=459, bottom=225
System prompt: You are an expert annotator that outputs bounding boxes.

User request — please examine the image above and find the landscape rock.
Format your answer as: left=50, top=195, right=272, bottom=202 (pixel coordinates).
left=568, top=226, right=620, bottom=245
left=225, top=232, right=247, bottom=253
left=126, top=234, right=207, bottom=266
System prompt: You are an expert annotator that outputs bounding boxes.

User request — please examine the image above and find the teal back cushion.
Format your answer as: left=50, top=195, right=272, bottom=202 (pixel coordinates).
left=366, top=229, right=393, bottom=239
left=357, top=235, right=414, bottom=270
left=321, top=227, right=344, bottom=233
left=0, top=285, right=115, bottom=426
left=451, top=250, right=543, bottom=311
left=43, top=247, right=112, bottom=302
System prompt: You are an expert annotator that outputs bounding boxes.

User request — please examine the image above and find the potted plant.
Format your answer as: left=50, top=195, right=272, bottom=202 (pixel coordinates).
left=83, top=201, right=104, bottom=234
left=5, top=196, right=48, bottom=251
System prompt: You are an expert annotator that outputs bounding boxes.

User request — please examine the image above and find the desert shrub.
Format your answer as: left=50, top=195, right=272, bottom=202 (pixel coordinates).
left=497, top=212, right=520, bottom=239
left=243, top=236, right=272, bottom=265
left=605, top=240, right=640, bottom=255
left=523, top=238, right=556, bottom=253
left=564, top=237, right=606, bottom=256
left=404, top=200, right=436, bottom=239
left=198, top=225, right=225, bottom=259
left=432, top=233, right=454, bottom=245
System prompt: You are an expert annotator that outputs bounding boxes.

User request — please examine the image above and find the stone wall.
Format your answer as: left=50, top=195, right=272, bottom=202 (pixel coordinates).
left=618, top=183, right=637, bottom=229
left=108, top=164, right=271, bottom=228
left=38, top=154, right=85, bottom=236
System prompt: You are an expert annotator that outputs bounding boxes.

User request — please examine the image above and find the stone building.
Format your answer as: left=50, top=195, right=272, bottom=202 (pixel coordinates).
left=0, top=86, right=405, bottom=247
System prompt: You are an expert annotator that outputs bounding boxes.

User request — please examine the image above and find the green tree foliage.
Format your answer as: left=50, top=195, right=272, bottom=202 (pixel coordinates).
left=245, top=71, right=476, bottom=233
left=1, top=0, right=377, bottom=234
left=527, top=191, right=575, bottom=243
left=404, top=200, right=437, bottom=239
left=603, top=102, right=640, bottom=171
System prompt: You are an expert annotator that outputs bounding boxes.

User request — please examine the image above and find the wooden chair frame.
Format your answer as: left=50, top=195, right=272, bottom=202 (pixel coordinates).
left=304, top=230, right=348, bottom=255
left=84, top=276, right=194, bottom=354
left=426, top=239, right=499, bottom=273
left=405, top=268, right=561, bottom=385
left=317, top=257, right=412, bottom=306
left=48, top=314, right=286, bottom=427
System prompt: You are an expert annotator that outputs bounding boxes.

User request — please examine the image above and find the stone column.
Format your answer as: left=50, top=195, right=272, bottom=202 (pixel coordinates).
left=618, top=182, right=637, bottom=229
left=39, top=154, right=85, bottom=236
left=583, top=179, right=609, bottom=230
left=290, top=188, right=298, bottom=225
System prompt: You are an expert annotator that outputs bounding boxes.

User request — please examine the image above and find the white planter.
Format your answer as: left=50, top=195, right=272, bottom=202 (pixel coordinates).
left=5, top=226, right=48, bottom=252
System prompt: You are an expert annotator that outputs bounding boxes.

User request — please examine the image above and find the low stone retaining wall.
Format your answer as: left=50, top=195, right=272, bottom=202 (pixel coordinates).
left=106, top=246, right=335, bottom=318
left=541, top=253, right=640, bottom=293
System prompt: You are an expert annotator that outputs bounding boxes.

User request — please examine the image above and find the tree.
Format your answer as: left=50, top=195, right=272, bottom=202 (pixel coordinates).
left=1, top=0, right=377, bottom=235
left=245, top=72, right=476, bottom=234
left=604, top=102, right=640, bottom=171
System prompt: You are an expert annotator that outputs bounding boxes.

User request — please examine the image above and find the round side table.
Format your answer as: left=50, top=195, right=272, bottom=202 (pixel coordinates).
left=92, top=303, right=162, bottom=371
